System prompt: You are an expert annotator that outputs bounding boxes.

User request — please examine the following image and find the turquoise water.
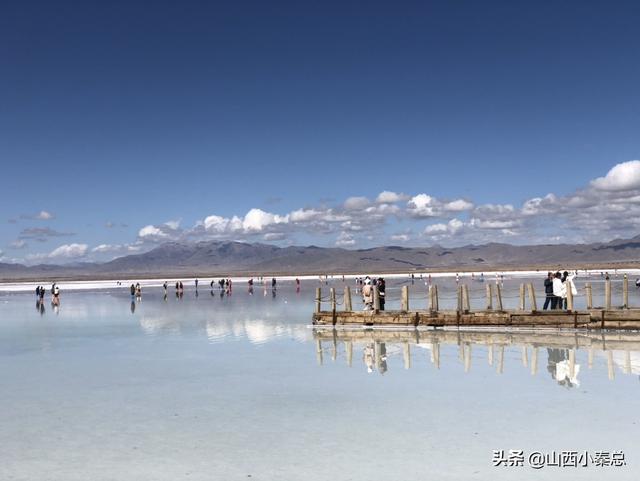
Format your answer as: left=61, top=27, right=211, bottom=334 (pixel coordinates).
left=1, top=279, right=638, bottom=480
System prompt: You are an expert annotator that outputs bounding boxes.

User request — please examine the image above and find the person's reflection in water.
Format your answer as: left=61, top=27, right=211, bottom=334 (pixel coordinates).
left=36, top=300, right=45, bottom=315
left=547, top=348, right=580, bottom=388
left=210, top=289, right=215, bottom=297
left=272, top=288, right=277, bottom=299
left=130, top=300, right=136, bottom=314
left=219, top=289, right=224, bottom=299
left=376, top=342, right=388, bottom=374
left=248, top=286, right=254, bottom=296
left=163, top=293, right=168, bottom=302
left=363, top=343, right=375, bottom=373
left=195, top=289, right=199, bottom=298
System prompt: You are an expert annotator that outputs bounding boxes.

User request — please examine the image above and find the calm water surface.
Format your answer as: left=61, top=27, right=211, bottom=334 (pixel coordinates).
left=1, top=278, right=639, bottom=481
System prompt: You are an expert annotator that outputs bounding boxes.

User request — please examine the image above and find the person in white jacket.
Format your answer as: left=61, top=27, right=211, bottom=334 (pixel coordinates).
left=552, top=272, right=565, bottom=309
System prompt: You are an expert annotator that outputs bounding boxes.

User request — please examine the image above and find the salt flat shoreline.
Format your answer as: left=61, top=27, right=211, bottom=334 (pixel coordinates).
left=2, top=267, right=640, bottom=293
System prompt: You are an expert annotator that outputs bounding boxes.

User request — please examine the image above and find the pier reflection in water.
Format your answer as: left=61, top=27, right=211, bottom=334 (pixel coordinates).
left=313, top=328, right=640, bottom=384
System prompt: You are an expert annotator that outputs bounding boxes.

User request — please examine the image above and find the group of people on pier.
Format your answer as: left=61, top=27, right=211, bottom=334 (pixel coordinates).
left=543, top=271, right=577, bottom=310
left=361, top=276, right=386, bottom=311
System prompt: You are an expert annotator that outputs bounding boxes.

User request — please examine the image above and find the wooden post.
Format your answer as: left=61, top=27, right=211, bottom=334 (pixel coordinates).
left=428, top=285, right=435, bottom=312
left=623, top=274, right=629, bottom=308
left=527, top=283, right=537, bottom=311
left=519, top=283, right=525, bottom=310
left=585, top=283, right=593, bottom=309
left=456, top=285, right=463, bottom=313
left=605, top=279, right=612, bottom=310
left=315, top=287, right=322, bottom=313
left=344, top=286, right=352, bottom=311
left=401, top=285, right=409, bottom=312
left=486, top=283, right=493, bottom=310
left=462, top=284, right=470, bottom=312
left=373, top=285, right=380, bottom=312
left=566, top=282, right=573, bottom=311
left=495, top=283, right=503, bottom=311
left=330, top=287, right=336, bottom=312
left=433, top=285, right=439, bottom=312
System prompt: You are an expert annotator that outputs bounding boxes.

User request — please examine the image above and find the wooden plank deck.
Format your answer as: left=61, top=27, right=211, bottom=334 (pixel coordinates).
left=312, top=309, right=640, bottom=330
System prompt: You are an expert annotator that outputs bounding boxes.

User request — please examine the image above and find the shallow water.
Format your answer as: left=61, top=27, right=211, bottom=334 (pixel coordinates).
left=1, top=278, right=639, bottom=480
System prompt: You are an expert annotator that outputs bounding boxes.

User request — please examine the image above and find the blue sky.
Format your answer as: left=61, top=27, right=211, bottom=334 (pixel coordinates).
left=1, top=0, right=640, bottom=264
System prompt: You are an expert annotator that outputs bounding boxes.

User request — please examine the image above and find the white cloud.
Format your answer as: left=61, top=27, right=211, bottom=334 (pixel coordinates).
left=591, top=160, right=640, bottom=191
left=49, top=243, right=88, bottom=259
left=138, top=225, right=169, bottom=239
left=469, top=218, right=521, bottom=229
left=335, top=232, right=356, bottom=246
left=92, top=244, right=121, bottom=253
left=407, top=194, right=438, bottom=217
left=263, top=233, right=286, bottom=241
left=376, top=191, right=407, bottom=203
left=424, top=223, right=449, bottom=234
left=344, top=196, right=370, bottom=210
left=242, top=208, right=289, bottom=232
left=164, top=219, right=181, bottom=230
left=390, top=234, right=410, bottom=242
left=443, top=199, right=474, bottom=211
left=35, top=210, right=54, bottom=220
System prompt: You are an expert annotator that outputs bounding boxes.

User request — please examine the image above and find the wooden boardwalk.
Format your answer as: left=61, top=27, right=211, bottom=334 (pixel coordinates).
left=312, top=280, right=640, bottom=330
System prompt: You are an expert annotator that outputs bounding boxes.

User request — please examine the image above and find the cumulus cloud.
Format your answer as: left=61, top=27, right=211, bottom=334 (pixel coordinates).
left=242, top=208, right=289, bottom=232
left=49, top=243, right=88, bottom=259
left=376, top=191, right=407, bottom=203
left=591, top=160, right=640, bottom=191
left=407, top=194, right=438, bottom=217
left=344, top=196, right=370, bottom=210
left=336, top=232, right=356, bottom=246
left=443, top=199, right=474, bottom=211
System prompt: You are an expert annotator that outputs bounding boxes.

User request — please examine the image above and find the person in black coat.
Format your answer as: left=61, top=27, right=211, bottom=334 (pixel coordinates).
left=543, top=272, right=554, bottom=310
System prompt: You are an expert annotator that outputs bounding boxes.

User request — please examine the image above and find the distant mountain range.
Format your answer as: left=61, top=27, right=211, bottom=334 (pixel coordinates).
left=2, top=236, right=640, bottom=281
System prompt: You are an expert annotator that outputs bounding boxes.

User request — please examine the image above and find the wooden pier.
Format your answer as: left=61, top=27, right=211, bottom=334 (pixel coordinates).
left=312, top=279, right=640, bottom=330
